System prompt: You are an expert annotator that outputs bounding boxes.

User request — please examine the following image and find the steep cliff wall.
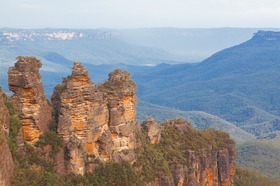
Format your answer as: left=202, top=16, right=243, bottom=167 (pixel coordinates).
left=52, top=63, right=138, bottom=175
left=1, top=57, right=237, bottom=185
left=0, top=89, right=14, bottom=186
left=140, top=118, right=237, bottom=186
left=8, top=56, right=52, bottom=144
left=100, top=69, right=138, bottom=161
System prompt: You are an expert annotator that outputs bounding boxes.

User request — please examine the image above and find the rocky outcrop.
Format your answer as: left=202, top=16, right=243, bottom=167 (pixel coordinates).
left=8, top=56, right=52, bottom=144
left=0, top=89, right=14, bottom=186
left=142, top=117, right=161, bottom=144
left=52, top=63, right=138, bottom=175
left=142, top=119, right=237, bottom=186
left=100, top=69, right=138, bottom=160
left=1, top=57, right=237, bottom=185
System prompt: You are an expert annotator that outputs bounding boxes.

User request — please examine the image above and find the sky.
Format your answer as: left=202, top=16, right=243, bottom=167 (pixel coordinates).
left=1, top=0, right=280, bottom=28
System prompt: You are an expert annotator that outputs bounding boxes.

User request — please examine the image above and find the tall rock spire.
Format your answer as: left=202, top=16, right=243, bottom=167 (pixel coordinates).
left=52, top=63, right=139, bottom=175
left=8, top=56, right=52, bottom=144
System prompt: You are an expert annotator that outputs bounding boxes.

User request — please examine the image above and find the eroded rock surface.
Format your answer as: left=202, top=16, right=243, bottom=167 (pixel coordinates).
left=8, top=56, right=52, bottom=144
left=0, top=89, right=14, bottom=186
left=52, top=63, right=138, bottom=175
left=142, top=117, right=161, bottom=144
left=167, top=121, right=236, bottom=186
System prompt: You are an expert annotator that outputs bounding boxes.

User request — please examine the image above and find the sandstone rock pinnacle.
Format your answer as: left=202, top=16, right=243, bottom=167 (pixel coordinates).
left=52, top=63, right=139, bottom=175
left=142, top=117, right=161, bottom=144
left=8, top=56, right=52, bottom=144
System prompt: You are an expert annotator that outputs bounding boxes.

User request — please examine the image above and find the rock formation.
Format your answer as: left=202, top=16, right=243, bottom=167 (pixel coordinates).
left=100, top=69, right=138, bottom=161
left=0, top=57, right=237, bottom=185
left=52, top=63, right=138, bottom=175
left=142, top=117, right=161, bottom=144
left=142, top=119, right=237, bottom=186
left=0, top=89, right=14, bottom=186
left=8, top=56, right=52, bottom=144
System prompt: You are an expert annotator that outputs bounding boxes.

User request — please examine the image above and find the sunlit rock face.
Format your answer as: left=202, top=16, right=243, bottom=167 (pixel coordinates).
left=164, top=121, right=237, bottom=186
left=143, top=119, right=237, bottom=186
left=52, top=63, right=138, bottom=175
left=8, top=56, right=52, bottom=144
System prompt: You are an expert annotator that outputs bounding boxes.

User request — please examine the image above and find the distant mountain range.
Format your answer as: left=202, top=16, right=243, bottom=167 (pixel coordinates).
left=1, top=28, right=280, bottom=180
left=0, top=27, right=264, bottom=64
left=134, top=30, right=280, bottom=138
left=1, top=27, right=264, bottom=92
left=1, top=29, right=280, bottom=139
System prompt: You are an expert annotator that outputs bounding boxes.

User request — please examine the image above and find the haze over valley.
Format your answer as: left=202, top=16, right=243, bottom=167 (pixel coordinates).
left=1, top=0, right=280, bottom=185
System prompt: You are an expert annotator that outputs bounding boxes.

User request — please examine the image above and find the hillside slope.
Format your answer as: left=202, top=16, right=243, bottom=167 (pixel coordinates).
left=136, top=31, right=280, bottom=137
left=137, top=101, right=254, bottom=142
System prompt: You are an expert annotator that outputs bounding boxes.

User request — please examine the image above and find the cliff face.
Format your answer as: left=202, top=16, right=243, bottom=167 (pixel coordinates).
left=100, top=69, right=138, bottom=161
left=8, top=56, right=52, bottom=144
left=0, top=89, right=14, bottom=186
left=140, top=119, right=237, bottom=186
left=52, top=63, right=138, bottom=175
left=0, top=57, right=237, bottom=185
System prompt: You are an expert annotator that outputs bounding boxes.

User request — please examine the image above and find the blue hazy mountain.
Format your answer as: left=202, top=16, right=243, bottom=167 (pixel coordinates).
left=1, top=29, right=280, bottom=138
left=134, top=31, right=280, bottom=137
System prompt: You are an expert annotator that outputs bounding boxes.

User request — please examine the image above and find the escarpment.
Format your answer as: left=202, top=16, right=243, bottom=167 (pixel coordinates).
left=0, top=89, right=14, bottom=186
left=8, top=56, right=52, bottom=144
left=139, top=118, right=237, bottom=186
left=1, top=56, right=237, bottom=185
left=52, top=63, right=138, bottom=175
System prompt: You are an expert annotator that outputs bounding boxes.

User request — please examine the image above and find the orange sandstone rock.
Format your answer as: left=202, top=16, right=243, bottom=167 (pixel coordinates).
left=52, top=63, right=138, bottom=175
left=8, top=56, right=52, bottom=144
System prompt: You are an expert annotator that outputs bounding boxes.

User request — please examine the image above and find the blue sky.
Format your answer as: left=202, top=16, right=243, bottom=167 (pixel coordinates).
left=1, top=0, right=280, bottom=28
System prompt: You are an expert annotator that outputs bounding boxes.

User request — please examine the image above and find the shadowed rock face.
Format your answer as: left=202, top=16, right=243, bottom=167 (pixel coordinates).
left=8, top=56, right=52, bottom=144
left=52, top=63, right=138, bottom=175
left=0, top=89, right=14, bottom=186
left=142, top=117, right=161, bottom=144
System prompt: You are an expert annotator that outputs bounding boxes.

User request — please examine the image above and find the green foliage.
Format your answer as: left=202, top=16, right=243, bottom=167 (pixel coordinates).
left=13, top=161, right=143, bottom=186
left=35, top=131, right=63, bottom=158
left=134, top=124, right=235, bottom=183
left=236, top=138, right=280, bottom=179
left=86, top=162, right=144, bottom=186
left=4, top=98, right=22, bottom=162
left=234, top=165, right=280, bottom=186
left=158, top=124, right=234, bottom=157
left=5, top=98, right=16, bottom=116
left=135, top=131, right=170, bottom=182
left=24, top=142, right=55, bottom=172
left=12, top=169, right=65, bottom=186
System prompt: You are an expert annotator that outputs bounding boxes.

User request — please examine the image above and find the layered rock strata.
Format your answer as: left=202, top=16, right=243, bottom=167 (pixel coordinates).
left=0, top=89, right=14, bottom=186
left=100, top=69, right=138, bottom=161
left=143, top=119, right=237, bottom=186
left=52, top=63, right=138, bottom=175
left=8, top=56, right=52, bottom=144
